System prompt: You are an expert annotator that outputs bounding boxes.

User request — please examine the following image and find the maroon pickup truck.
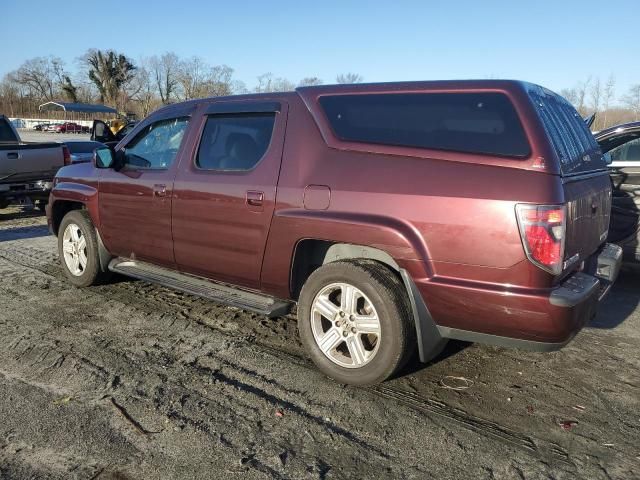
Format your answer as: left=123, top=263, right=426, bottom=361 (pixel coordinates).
left=46, top=80, right=622, bottom=385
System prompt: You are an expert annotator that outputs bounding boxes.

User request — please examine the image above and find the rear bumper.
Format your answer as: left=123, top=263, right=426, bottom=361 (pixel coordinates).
left=0, top=180, right=53, bottom=201
left=419, top=243, right=623, bottom=351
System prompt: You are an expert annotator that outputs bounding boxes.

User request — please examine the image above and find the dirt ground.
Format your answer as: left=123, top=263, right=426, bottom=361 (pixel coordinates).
left=0, top=205, right=638, bottom=480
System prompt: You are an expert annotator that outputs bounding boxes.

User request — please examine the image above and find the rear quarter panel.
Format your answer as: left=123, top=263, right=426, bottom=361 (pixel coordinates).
left=260, top=93, right=564, bottom=299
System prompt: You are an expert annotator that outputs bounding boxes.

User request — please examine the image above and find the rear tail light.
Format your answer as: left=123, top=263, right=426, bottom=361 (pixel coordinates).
left=62, top=145, right=71, bottom=166
left=516, top=204, right=566, bottom=275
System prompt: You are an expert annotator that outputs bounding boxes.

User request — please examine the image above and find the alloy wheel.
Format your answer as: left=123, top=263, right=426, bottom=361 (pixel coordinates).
left=62, top=223, right=87, bottom=276
left=310, top=282, right=382, bottom=368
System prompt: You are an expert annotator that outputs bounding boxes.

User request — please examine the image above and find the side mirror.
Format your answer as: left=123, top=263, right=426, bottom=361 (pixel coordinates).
left=603, top=152, right=612, bottom=166
left=94, top=146, right=115, bottom=169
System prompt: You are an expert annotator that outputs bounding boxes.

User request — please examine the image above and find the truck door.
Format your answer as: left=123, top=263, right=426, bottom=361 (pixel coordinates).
left=597, top=124, right=640, bottom=254
left=98, top=109, right=193, bottom=268
left=91, top=120, right=117, bottom=143
left=172, top=100, right=288, bottom=289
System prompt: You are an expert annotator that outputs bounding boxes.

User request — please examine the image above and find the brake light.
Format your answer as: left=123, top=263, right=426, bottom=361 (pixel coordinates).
left=516, top=204, right=566, bottom=275
left=62, top=145, right=71, bottom=166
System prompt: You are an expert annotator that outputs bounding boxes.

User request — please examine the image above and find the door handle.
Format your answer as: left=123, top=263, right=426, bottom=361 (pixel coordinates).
left=7, top=152, right=19, bottom=160
left=153, top=184, right=168, bottom=197
left=246, top=190, right=264, bottom=207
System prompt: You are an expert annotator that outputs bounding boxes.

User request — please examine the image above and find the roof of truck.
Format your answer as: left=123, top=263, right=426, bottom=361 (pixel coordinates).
left=153, top=80, right=543, bottom=117
left=297, top=79, right=532, bottom=93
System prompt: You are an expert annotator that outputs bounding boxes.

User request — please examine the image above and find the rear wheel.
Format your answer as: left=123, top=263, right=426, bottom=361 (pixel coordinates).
left=58, top=210, right=110, bottom=287
left=298, top=260, right=416, bottom=385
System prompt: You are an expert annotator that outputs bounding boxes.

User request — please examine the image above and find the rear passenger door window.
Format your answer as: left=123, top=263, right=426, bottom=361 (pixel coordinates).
left=196, top=114, right=276, bottom=171
left=124, top=117, right=189, bottom=169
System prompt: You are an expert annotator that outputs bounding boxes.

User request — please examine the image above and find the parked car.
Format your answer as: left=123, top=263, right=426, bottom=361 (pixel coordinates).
left=595, top=122, right=640, bottom=261
left=0, top=115, right=70, bottom=210
left=33, top=123, right=51, bottom=131
left=43, top=123, right=62, bottom=132
left=54, top=122, right=89, bottom=134
left=62, top=140, right=106, bottom=164
left=47, top=80, right=621, bottom=385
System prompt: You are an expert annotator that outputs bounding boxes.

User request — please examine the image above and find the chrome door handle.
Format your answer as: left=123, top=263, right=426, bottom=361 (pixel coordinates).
left=246, top=190, right=264, bottom=207
left=153, top=184, right=167, bottom=197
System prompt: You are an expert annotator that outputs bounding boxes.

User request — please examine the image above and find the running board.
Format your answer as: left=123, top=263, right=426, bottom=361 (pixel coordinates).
left=108, top=258, right=291, bottom=318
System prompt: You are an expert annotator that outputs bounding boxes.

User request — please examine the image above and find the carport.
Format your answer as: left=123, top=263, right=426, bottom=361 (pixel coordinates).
left=37, top=101, right=118, bottom=122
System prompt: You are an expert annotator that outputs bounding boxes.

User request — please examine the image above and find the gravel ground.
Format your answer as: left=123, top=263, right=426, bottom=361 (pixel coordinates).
left=0, top=205, right=638, bottom=479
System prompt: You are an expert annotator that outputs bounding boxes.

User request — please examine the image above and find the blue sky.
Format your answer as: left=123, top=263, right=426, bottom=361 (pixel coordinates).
left=1, top=0, right=638, bottom=98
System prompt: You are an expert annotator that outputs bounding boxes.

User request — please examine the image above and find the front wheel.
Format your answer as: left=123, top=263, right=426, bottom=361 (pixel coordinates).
left=58, top=210, right=110, bottom=287
left=298, top=261, right=416, bottom=385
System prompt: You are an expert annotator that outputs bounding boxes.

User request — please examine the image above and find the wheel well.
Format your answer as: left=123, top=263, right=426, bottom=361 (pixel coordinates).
left=51, top=200, right=84, bottom=236
left=290, top=240, right=400, bottom=299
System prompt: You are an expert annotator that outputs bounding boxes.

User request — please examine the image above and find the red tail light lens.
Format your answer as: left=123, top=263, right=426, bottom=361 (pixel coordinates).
left=516, top=204, right=566, bottom=275
left=62, top=145, right=71, bottom=166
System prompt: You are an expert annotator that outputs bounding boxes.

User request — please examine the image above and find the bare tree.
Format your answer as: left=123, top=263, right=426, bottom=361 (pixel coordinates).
left=11, top=56, right=67, bottom=101
left=0, top=75, right=23, bottom=117
left=130, top=65, right=159, bottom=118
left=208, top=65, right=235, bottom=97
left=622, top=84, right=640, bottom=121
left=298, top=77, right=323, bottom=87
left=574, top=76, right=592, bottom=116
left=336, top=72, right=363, bottom=84
left=271, top=77, right=295, bottom=92
left=254, top=73, right=294, bottom=93
left=176, top=59, right=236, bottom=100
left=601, top=75, right=616, bottom=129
left=560, top=87, right=578, bottom=105
left=177, top=56, right=209, bottom=100
left=149, top=52, right=180, bottom=104
left=255, top=73, right=274, bottom=93
left=231, top=80, right=248, bottom=95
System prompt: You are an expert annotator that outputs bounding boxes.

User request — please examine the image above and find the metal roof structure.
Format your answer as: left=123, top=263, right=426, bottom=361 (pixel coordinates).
left=38, top=101, right=117, bottom=114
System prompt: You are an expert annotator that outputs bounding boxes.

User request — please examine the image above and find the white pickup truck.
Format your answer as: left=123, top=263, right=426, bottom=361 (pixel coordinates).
left=0, top=115, right=68, bottom=210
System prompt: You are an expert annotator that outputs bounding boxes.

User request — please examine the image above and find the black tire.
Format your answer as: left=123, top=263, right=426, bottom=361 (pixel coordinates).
left=298, top=260, right=416, bottom=385
left=0, top=199, right=9, bottom=210
left=58, top=210, right=110, bottom=287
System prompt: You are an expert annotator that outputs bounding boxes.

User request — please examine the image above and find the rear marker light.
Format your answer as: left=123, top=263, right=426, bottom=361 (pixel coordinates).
left=62, top=145, right=72, bottom=166
left=516, top=204, right=566, bottom=275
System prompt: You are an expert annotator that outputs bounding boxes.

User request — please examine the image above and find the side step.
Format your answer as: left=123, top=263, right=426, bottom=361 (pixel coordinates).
left=108, top=258, right=292, bottom=318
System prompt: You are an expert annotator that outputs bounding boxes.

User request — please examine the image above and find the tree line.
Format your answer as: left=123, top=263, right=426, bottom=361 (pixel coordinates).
left=561, top=75, right=640, bottom=130
left=1, top=48, right=639, bottom=130
left=0, top=49, right=364, bottom=119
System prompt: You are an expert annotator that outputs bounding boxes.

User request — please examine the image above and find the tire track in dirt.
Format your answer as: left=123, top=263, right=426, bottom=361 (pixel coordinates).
left=0, top=252, right=405, bottom=477
left=0, top=245, right=574, bottom=470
